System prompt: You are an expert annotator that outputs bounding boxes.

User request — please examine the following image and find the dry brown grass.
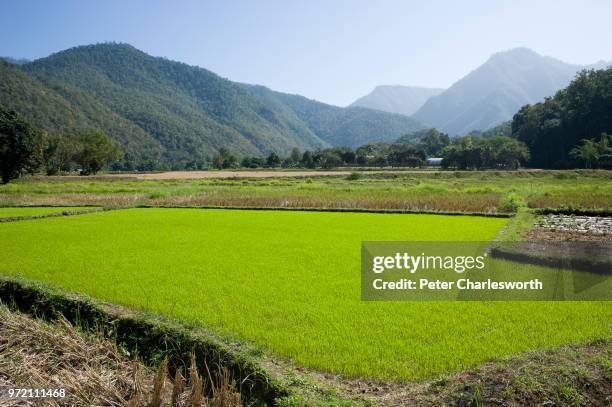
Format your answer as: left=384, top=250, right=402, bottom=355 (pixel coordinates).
left=148, top=191, right=502, bottom=213
left=0, top=193, right=146, bottom=208
left=0, top=305, right=242, bottom=407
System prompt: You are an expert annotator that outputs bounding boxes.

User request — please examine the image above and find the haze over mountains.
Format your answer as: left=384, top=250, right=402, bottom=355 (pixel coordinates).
left=353, top=48, right=610, bottom=136
left=413, top=48, right=610, bottom=135
left=350, top=85, right=444, bottom=116
left=0, top=43, right=422, bottom=168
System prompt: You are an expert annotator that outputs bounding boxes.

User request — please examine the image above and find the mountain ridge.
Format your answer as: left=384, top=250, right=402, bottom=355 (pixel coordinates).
left=350, top=85, right=444, bottom=116
left=412, top=47, right=610, bottom=135
left=0, top=43, right=423, bottom=168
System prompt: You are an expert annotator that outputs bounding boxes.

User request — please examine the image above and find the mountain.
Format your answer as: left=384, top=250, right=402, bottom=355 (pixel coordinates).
left=350, top=85, right=444, bottom=116
left=0, top=56, right=30, bottom=65
left=246, top=85, right=423, bottom=147
left=0, top=43, right=424, bottom=168
left=0, top=60, right=165, bottom=163
left=412, top=47, right=610, bottom=135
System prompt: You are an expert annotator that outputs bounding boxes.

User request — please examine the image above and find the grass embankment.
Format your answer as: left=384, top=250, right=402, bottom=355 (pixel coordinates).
left=0, top=208, right=609, bottom=381
left=1, top=170, right=610, bottom=213
left=0, top=206, right=95, bottom=219
left=0, top=303, right=244, bottom=407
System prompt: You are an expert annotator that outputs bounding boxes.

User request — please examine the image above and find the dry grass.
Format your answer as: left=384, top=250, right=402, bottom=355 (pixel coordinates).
left=0, top=305, right=242, bottom=407
left=0, top=193, right=145, bottom=208
left=146, top=191, right=502, bottom=213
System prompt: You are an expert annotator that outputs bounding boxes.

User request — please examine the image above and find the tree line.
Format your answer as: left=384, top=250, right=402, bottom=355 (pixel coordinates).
left=511, top=67, right=611, bottom=168
left=1, top=108, right=122, bottom=183
left=213, top=128, right=531, bottom=170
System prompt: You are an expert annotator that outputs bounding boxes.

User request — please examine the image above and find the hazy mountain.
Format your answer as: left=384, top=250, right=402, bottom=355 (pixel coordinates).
left=412, top=48, right=610, bottom=135
left=0, top=43, right=423, bottom=167
left=350, top=85, right=444, bottom=116
left=0, top=56, right=30, bottom=65
left=247, top=85, right=423, bottom=147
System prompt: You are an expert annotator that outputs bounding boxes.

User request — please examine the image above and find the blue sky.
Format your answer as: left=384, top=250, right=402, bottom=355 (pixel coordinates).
left=3, top=0, right=611, bottom=106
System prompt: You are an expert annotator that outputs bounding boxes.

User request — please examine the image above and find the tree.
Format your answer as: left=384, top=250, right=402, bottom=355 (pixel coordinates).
left=318, top=151, right=342, bottom=169
left=212, top=147, right=238, bottom=169
left=441, top=135, right=529, bottom=169
left=512, top=68, right=612, bottom=168
left=487, top=136, right=530, bottom=169
left=417, top=128, right=450, bottom=156
left=290, top=147, right=301, bottom=164
left=72, top=130, right=123, bottom=175
left=570, top=139, right=599, bottom=168
left=0, top=108, right=44, bottom=183
left=266, top=152, right=281, bottom=167
left=301, top=150, right=315, bottom=168
left=570, top=133, right=611, bottom=168
left=388, top=144, right=426, bottom=167
left=43, top=133, right=78, bottom=175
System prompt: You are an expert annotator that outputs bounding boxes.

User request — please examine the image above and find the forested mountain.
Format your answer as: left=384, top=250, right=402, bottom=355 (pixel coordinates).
left=246, top=85, right=423, bottom=147
left=0, top=60, right=165, bottom=166
left=0, top=57, right=30, bottom=65
left=413, top=48, right=610, bottom=135
left=511, top=67, right=611, bottom=168
left=0, top=43, right=423, bottom=168
left=350, top=85, right=444, bottom=116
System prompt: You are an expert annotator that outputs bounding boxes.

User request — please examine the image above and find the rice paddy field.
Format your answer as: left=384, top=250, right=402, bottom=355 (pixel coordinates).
left=0, top=207, right=609, bottom=381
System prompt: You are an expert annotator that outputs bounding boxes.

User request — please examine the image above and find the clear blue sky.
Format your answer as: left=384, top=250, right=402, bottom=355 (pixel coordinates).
left=3, top=0, right=611, bottom=106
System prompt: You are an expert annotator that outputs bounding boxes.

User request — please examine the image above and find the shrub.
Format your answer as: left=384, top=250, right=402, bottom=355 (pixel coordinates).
left=346, top=172, right=362, bottom=181
left=500, top=193, right=527, bottom=213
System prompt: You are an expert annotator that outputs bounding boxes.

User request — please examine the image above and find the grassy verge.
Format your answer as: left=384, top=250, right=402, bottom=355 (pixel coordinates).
left=0, top=206, right=102, bottom=222
left=363, top=340, right=612, bottom=406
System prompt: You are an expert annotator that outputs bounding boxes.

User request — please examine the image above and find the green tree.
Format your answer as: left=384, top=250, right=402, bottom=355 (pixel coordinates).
left=72, top=130, right=123, bottom=175
left=301, top=150, right=315, bottom=168
left=570, top=139, right=599, bottom=168
left=417, top=128, right=450, bottom=156
left=487, top=136, right=530, bottom=169
left=318, top=151, right=342, bottom=169
left=441, top=136, right=529, bottom=170
left=0, top=108, right=44, bottom=183
left=43, top=133, right=79, bottom=175
left=266, top=152, right=281, bottom=167
left=570, top=133, right=611, bottom=168
left=512, top=68, right=611, bottom=168
left=212, top=147, right=238, bottom=169
left=290, top=147, right=301, bottom=164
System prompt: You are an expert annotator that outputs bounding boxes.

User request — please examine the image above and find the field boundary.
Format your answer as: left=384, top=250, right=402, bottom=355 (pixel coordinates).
left=138, top=204, right=513, bottom=218
left=0, top=276, right=288, bottom=405
left=0, top=275, right=366, bottom=406
left=0, top=207, right=106, bottom=223
left=535, top=207, right=612, bottom=217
